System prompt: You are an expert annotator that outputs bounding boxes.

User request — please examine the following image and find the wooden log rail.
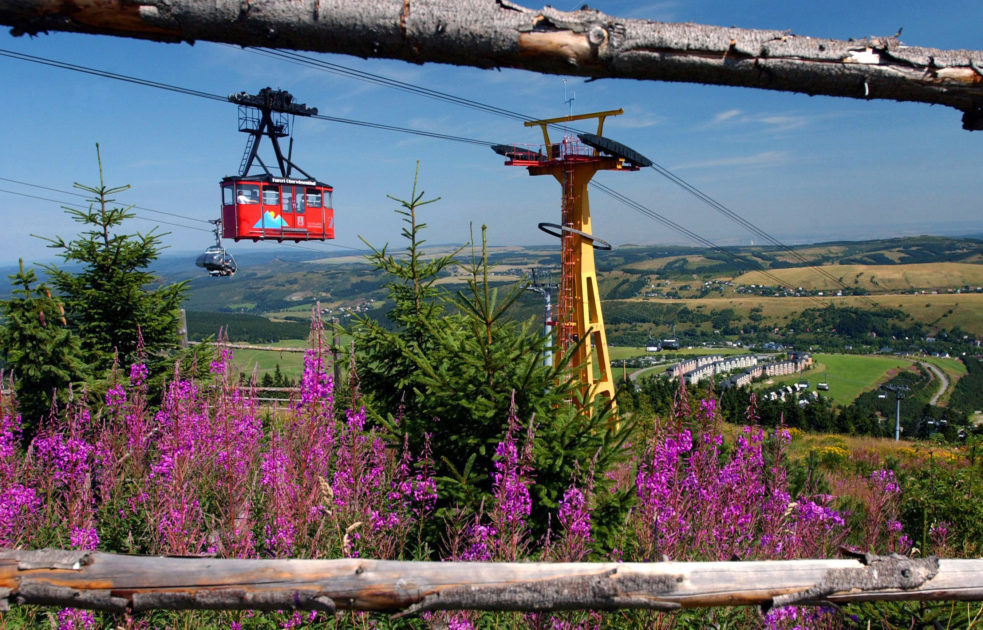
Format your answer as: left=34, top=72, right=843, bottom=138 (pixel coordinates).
left=1, top=550, right=982, bottom=614
left=1, top=1, right=982, bottom=128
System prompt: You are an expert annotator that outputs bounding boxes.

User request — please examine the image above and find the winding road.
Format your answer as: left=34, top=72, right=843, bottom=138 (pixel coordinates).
left=920, top=362, right=950, bottom=406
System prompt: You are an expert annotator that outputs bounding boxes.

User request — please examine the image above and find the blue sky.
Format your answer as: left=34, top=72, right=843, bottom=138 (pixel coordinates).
left=0, top=0, right=981, bottom=269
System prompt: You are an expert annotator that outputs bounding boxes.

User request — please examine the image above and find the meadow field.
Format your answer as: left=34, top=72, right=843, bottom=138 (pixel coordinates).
left=769, top=353, right=914, bottom=405
left=734, top=262, right=983, bottom=292
left=757, top=353, right=966, bottom=406
left=625, top=292, right=983, bottom=336
left=228, top=338, right=308, bottom=381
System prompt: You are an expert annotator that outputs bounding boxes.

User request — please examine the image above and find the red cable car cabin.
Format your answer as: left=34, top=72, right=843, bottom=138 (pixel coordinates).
left=221, top=175, right=334, bottom=242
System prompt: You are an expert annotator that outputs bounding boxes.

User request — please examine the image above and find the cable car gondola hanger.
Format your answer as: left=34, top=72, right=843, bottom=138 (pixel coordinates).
left=220, top=88, right=335, bottom=243
left=196, top=219, right=238, bottom=277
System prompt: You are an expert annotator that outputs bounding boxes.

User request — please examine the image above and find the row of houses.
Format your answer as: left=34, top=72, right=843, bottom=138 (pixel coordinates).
left=665, top=355, right=723, bottom=381
left=666, top=354, right=759, bottom=386
left=719, top=351, right=813, bottom=390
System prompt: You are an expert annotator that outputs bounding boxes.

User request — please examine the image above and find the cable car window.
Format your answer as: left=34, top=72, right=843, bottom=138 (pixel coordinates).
left=281, top=187, right=293, bottom=213
left=262, top=186, right=279, bottom=205
left=296, top=190, right=305, bottom=214
left=305, top=189, right=321, bottom=208
left=223, top=186, right=234, bottom=206
left=325, top=190, right=333, bottom=208
left=236, top=184, right=260, bottom=204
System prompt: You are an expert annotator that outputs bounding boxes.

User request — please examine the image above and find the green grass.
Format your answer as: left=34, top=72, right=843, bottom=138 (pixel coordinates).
left=802, top=353, right=913, bottom=405
left=918, top=355, right=967, bottom=378
left=609, top=346, right=647, bottom=361
left=232, top=345, right=306, bottom=381
left=228, top=335, right=352, bottom=381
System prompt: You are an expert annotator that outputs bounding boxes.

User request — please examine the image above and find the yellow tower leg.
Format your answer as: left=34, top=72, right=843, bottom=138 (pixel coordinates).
left=531, top=159, right=618, bottom=410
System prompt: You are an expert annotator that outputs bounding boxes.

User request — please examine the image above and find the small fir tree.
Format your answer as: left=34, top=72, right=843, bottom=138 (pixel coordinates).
left=0, top=260, right=86, bottom=432
left=40, top=145, right=187, bottom=374
left=349, top=166, right=630, bottom=535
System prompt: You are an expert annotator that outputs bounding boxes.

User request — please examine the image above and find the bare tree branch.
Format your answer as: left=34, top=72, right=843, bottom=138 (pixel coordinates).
left=1, top=0, right=982, bottom=128
left=1, top=550, right=981, bottom=614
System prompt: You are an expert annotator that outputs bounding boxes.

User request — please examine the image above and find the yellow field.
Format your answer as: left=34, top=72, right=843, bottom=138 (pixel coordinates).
left=622, top=255, right=716, bottom=273
left=734, top=262, right=983, bottom=292
left=624, top=292, right=983, bottom=336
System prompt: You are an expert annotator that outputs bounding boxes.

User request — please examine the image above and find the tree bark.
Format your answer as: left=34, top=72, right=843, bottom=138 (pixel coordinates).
left=1, top=550, right=981, bottom=614
left=0, top=1, right=982, bottom=129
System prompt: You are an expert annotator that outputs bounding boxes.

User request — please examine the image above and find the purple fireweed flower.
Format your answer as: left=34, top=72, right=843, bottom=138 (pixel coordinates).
left=57, top=608, right=96, bottom=630
left=930, top=520, right=951, bottom=553
left=699, top=398, right=716, bottom=421
left=393, top=433, right=438, bottom=519
left=555, top=484, right=592, bottom=561
left=70, top=526, right=99, bottom=550
left=210, top=346, right=233, bottom=375
left=460, top=522, right=495, bottom=562
left=797, top=496, right=846, bottom=527
left=0, top=413, right=42, bottom=548
left=298, top=349, right=334, bottom=410
left=486, top=395, right=536, bottom=561
left=261, top=433, right=298, bottom=557
left=764, top=604, right=837, bottom=629
left=0, top=484, right=40, bottom=547
left=897, top=534, right=913, bottom=554
left=870, top=469, right=900, bottom=494
left=105, top=384, right=126, bottom=409
left=129, top=362, right=148, bottom=387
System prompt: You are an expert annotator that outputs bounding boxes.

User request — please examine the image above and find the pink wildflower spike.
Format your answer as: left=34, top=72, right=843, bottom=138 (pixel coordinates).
left=0, top=473, right=40, bottom=547
left=745, top=392, right=759, bottom=425
left=670, top=377, right=691, bottom=427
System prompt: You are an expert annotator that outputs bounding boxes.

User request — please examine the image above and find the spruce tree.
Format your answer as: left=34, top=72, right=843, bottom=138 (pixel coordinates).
left=349, top=167, right=630, bottom=534
left=41, top=145, right=187, bottom=374
left=0, top=260, right=86, bottom=432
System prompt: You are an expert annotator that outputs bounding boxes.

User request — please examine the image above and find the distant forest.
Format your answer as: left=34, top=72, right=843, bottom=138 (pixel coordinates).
left=185, top=311, right=310, bottom=343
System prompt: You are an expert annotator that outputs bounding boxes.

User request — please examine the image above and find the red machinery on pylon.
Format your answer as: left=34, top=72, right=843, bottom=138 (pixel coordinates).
left=493, top=109, right=651, bottom=411
left=221, top=88, right=335, bottom=243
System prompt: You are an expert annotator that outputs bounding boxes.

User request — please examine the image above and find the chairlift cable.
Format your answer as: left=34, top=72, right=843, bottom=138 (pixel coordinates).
left=0, top=49, right=493, bottom=147
left=0, top=176, right=214, bottom=225
left=0, top=187, right=209, bottom=233
left=591, top=181, right=829, bottom=307
left=0, top=185, right=365, bottom=252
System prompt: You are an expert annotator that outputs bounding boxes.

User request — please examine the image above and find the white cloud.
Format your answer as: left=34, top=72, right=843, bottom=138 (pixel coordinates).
left=710, top=109, right=742, bottom=124
left=701, top=109, right=818, bottom=132
left=671, top=150, right=790, bottom=171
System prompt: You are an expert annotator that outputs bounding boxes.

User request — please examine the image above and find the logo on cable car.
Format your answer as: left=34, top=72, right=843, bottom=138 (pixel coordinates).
left=271, top=177, right=317, bottom=186
left=254, top=211, right=289, bottom=228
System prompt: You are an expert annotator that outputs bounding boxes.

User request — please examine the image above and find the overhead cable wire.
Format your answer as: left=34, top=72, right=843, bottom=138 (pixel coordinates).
left=0, top=49, right=227, bottom=103
left=0, top=176, right=214, bottom=225
left=0, top=48, right=495, bottom=147
left=0, top=187, right=210, bottom=233
left=248, top=47, right=535, bottom=123
left=591, top=181, right=830, bottom=307
left=245, top=46, right=591, bottom=137
left=644, top=163, right=879, bottom=307
left=0, top=183, right=367, bottom=252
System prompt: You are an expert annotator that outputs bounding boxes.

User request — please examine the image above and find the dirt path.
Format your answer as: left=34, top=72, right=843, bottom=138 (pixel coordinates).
left=920, top=361, right=950, bottom=406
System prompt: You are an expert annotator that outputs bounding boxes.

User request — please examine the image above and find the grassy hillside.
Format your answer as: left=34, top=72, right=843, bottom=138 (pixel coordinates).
left=735, top=262, right=983, bottom=292
left=608, top=292, right=983, bottom=337
left=231, top=339, right=308, bottom=381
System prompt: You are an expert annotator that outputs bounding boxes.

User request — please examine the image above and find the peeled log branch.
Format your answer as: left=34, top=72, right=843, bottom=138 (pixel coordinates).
left=0, top=1, right=982, bottom=129
left=1, top=550, right=983, bottom=614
